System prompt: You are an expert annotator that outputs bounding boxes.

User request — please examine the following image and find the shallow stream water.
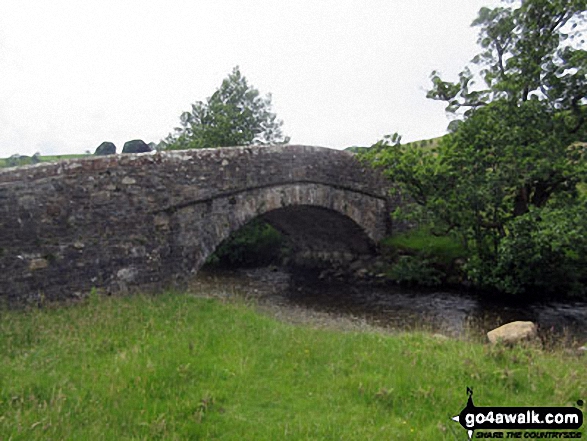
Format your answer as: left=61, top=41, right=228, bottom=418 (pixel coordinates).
left=192, top=267, right=587, bottom=344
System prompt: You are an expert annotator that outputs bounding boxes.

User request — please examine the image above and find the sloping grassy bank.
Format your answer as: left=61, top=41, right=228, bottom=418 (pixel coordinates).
left=0, top=293, right=585, bottom=440
left=378, top=228, right=467, bottom=288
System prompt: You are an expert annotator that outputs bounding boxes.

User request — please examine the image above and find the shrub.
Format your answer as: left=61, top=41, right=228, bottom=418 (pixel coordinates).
left=467, top=205, right=587, bottom=296
left=387, top=255, right=443, bottom=287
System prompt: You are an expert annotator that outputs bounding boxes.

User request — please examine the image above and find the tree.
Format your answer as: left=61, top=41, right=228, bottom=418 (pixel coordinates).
left=164, top=67, right=290, bottom=150
left=366, top=0, right=587, bottom=295
left=427, top=0, right=587, bottom=115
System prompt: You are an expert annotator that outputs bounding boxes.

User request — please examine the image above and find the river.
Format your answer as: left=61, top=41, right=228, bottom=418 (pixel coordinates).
left=190, top=267, right=587, bottom=345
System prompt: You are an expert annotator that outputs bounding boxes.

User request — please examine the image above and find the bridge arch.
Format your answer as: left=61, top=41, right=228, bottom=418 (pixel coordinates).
left=173, top=182, right=386, bottom=275
left=0, top=145, right=400, bottom=302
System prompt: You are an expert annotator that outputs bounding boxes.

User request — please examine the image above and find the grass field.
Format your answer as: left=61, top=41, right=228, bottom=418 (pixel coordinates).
left=0, top=154, right=90, bottom=168
left=0, top=292, right=584, bottom=440
left=345, top=136, right=445, bottom=154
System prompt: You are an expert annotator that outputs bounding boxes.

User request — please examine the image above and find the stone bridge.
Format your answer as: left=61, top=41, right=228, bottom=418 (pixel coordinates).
left=0, top=145, right=401, bottom=303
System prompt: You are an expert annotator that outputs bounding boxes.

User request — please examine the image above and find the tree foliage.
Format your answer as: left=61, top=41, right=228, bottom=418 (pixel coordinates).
left=164, top=67, right=289, bottom=150
left=473, top=203, right=587, bottom=295
left=366, top=0, right=587, bottom=296
left=428, top=0, right=587, bottom=114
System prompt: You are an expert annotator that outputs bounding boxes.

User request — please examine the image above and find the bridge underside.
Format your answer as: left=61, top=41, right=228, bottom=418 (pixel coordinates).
left=261, top=205, right=375, bottom=258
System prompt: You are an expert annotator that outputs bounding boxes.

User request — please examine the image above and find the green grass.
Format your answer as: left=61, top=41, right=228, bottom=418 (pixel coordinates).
left=0, top=154, right=90, bottom=168
left=403, top=136, right=444, bottom=151
left=39, top=154, right=89, bottom=161
left=346, top=135, right=445, bottom=153
left=382, top=228, right=466, bottom=265
left=0, top=293, right=585, bottom=440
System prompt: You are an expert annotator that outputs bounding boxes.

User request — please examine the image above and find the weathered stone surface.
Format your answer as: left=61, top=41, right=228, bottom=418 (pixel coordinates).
left=29, top=258, right=49, bottom=271
left=121, top=176, right=136, bottom=185
left=0, top=145, right=405, bottom=303
left=94, top=142, right=116, bottom=155
left=117, top=267, right=138, bottom=283
left=487, top=321, right=538, bottom=345
left=122, top=139, right=151, bottom=154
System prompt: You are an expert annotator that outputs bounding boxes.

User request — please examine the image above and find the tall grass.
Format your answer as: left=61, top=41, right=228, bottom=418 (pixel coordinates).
left=0, top=293, right=584, bottom=440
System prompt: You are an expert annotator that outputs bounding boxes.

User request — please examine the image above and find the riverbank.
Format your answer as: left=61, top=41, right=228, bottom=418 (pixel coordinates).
left=1, top=288, right=584, bottom=439
left=194, top=266, right=587, bottom=345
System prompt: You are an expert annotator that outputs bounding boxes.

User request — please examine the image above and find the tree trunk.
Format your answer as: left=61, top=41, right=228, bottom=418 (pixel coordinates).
left=513, top=186, right=529, bottom=217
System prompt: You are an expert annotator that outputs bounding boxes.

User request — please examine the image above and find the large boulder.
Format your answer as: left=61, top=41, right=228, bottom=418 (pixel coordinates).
left=94, top=142, right=116, bottom=155
left=487, top=321, right=538, bottom=345
left=122, top=139, right=151, bottom=154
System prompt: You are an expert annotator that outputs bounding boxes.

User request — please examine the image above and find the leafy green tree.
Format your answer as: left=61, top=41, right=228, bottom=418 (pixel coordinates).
left=366, top=0, right=587, bottom=295
left=164, top=67, right=290, bottom=150
left=428, top=0, right=587, bottom=114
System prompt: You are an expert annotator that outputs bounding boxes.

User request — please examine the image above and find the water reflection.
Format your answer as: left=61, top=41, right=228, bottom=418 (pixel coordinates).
left=194, top=267, right=587, bottom=343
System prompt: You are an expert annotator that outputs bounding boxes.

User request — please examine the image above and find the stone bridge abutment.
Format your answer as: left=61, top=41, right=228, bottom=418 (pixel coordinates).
left=0, top=145, right=400, bottom=302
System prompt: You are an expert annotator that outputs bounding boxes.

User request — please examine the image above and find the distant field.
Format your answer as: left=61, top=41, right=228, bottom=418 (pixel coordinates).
left=403, top=136, right=443, bottom=150
left=40, top=154, right=90, bottom=161
left=345, top=136, right=445, bottom=153
left=0, top=154, right=90, bottom=168
left=2, top=137, right=447, bottom=168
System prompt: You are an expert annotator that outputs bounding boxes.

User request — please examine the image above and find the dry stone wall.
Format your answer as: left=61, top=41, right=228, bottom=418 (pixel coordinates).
left=0, top=145, right=400, bottom=303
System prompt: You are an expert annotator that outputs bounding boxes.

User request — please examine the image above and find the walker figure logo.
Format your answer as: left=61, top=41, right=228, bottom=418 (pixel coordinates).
left=451, top=388, right=583, bottom=440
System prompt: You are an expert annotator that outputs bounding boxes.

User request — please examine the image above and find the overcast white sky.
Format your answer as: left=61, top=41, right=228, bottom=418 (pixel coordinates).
left=0, top=0, right=500, bottom=157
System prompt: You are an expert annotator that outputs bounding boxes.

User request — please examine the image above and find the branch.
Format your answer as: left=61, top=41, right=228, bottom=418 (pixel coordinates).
left=495, top=41, right=507, bottom=78
left=457, top=101, right=489, bottom=108
left=549, top=11, right=573, bottom=35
